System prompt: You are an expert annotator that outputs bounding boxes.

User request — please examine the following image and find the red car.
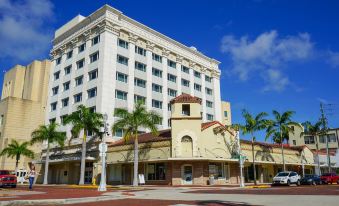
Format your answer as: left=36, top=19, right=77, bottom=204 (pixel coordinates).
left=320, top=173, right=339, bottom=184
left=0, top=170, right=17, bottom=188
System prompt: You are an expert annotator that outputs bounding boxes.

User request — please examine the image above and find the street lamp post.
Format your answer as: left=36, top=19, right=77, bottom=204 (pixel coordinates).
left=236, top=131, right=245, bottom=188
left=98, top=114, right=108, bottom=192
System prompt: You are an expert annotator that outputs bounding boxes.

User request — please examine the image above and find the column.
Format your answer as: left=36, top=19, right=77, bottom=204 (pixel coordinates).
left=146, top=47, right=153, bottom=111
left=212, top=72, right=222, bottom=122
left=176, top=56, right=182, bottom=95
left=189, top=62, right=195, bottom=96
left=127, top=36, right=136, bottom=112
left=201, top=70, right=207, bottom=122
left=162, top=54, right=168, bottom=128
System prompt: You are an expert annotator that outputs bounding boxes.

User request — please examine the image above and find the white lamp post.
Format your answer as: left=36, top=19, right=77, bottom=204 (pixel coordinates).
left=236, top=131, right=245, bottom=188
left=98, top=113, right=108, bottom=192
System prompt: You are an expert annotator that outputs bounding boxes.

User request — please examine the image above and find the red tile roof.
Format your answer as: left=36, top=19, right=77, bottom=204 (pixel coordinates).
left=201, top=121, right=225, bottom=131
left=170, top=93, right=202, bottom=104
left=109, top=129, right=171, bottom=146
left=241, top=139, right=307, bottom=151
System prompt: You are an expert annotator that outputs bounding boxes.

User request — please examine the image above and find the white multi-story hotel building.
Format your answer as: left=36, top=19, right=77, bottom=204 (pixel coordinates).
left=47, top=5, right=222, bottom=140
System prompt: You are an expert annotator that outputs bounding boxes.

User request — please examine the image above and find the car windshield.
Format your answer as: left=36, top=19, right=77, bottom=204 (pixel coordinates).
left=0, top=171, right=9, bottom=175
left=277, top=172, right=289, bottom=177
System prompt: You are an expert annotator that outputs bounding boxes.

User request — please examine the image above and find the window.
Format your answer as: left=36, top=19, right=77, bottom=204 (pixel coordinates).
left=117, top=55, right=128, bottom=66
left=224, top=111, right=228, bottom=117
left=152, top=68, right=162, bottom=77
left=134, top=78, right=146, bottom=88
left=320, top=134, right=337, bottom=143
left=205, top=75, right=212, bottom=82
left=206, top=100, right=213, bottom=108
left=168, top=88, right=177, bottom=97
left=146, top=163, right=166, bottom=181
left=75, top=76, right=83, bottom=86
left=63, top=81, right=70, bottom=91
left=135, top=61, right=146, bottom=72
left=209, top=163, right=229, bottom=180
left=194, top=71, right=201, bottom=78
left=207, top=114, right=214, bottom=121
left=168, top=103, right=171, bottom=111
left=66, top=50, right=73, bottom=59
left=56, top=57, right=61, bottom=65
left=118, top=39, right=129, bottom=49
left=206, top=88, right=213, bottom=95
left=304, top=136, right=315, bottom=144
left=77, top=59, right=85, bottom=69
left=0, top=115, right=4, bottom=126
left=87, top=87, right=97, bottom=99
left=50, top=102, right=57, bottom=111
left=319, top=135, right=326, bottom=143
left=49, top=118, right=56, bottom=124
left=134, top=95, right=146, bottom=104
left=152, top=53, right=162, bottom=62
left=194, top=83, right=201, bottom=91
left=181, top=65, right=190, bottom=74
left=167, top=74, right=177, bottom=83
left=62, top=98, right=69, bottom=107
left=90, top=51, right=99, bottom=63
left=88, top=69, right=98, bottom=80
left=115, top=90, right=127, bottom=100
left=135, top=46, right=146, bottom=56
left=89, top=106, right=96, bottom=113
left=152, top=99, right=162, bottom=109
left=64, top=65, right=71, bottom=75
left=60, top=115, right=68, bottom=124
left=54, top=71, right=60, bottom=80
left=91, top=35, right=100, bottom=45
left=181, top=79, right=190, bottom=87
left=116, top=72, right=128, bottom=83
left=152, top=83, right=162, bottom=93
left=78, top=43, right=86, bottom=53
left=115, top=129, right=123, bottom=137
left=74, top=93, right=82, bottom=103
left=167, top=60, right=176, bottom=68
left=182, top=104, right=190, bottom=116
left=52, top=86, right=59, bottom=96
left=292, top=140, right=296, bottom=145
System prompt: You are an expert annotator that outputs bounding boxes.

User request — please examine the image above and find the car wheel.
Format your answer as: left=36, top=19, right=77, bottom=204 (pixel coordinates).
left=287, top=180, right=291, bottom=186
left=297, top=180, right=301, bottom=186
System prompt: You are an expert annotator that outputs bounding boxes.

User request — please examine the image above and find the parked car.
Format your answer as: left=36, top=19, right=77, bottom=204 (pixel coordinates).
left=272, top=171, right=301, bottom=186
left=320, top=173, right=339, bottom=184
left=300, top=174, right=322, bottom=185
left=0, top=170, right=17, bottom=188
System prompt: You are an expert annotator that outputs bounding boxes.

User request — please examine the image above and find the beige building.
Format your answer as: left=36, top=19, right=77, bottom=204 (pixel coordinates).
left=0, top=60, right=51, bottom=171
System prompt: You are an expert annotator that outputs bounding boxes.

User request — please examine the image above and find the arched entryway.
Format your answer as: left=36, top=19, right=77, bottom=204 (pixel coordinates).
left=181, top=136, right=193, bottom=157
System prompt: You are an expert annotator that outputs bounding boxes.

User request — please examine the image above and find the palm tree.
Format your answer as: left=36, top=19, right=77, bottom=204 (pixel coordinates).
left=63, top=105, right=103, bottom=185
left=0, top=140, right=34, bottom=173
left=301, top=121, right=323, bottom=175
left=112, top=102, right=161, bottom=186
left=31, top=123, right=66, bottom=184
left=237, top=109, right=269, bottom=185
left=266, top=110, right=298, bottom=171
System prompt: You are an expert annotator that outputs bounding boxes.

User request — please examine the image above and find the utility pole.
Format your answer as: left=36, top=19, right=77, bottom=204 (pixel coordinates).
left=236, top=131, right=245, bottom=187
left=320, top=103, right=331, bottom=173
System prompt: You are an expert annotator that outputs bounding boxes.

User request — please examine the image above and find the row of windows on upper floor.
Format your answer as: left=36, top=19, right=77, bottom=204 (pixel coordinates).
left=303, top=134, right=337, bottom=145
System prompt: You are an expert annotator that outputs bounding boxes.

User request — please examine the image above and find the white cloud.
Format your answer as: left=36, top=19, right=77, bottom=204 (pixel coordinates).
left=327, top=51, right=339, bottom=68
left=221, top=30, right=314, bottom=91
left=0, top=0, right=54, bottom=62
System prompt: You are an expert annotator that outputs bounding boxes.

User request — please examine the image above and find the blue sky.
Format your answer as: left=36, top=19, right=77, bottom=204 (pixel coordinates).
left=0, top=0, right=339, bottom=141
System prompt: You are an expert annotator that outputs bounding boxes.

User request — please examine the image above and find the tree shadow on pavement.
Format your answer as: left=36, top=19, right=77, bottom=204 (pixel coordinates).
left=196, top=200, right=261, bottom=206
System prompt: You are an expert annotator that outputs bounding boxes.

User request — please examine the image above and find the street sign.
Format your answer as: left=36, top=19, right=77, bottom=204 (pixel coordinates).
left=99, top=142, right=107, bottom=153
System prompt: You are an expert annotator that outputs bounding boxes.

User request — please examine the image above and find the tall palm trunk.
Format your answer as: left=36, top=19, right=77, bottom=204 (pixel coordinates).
left=315, top=135, right=321, bottom=175
left=43, top=143, right=50, bottom=185
left=15, top=154, right=20, bottom=175
left=251, top=136, right=257, bottom=185
left=280, top=128, right=286, bottom=171
left=133, top=133, right=139, bottom=186
left=79, top=129, right=87, bottom=185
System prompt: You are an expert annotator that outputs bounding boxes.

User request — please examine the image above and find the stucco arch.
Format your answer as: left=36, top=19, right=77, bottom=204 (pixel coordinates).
left=174, top=130, right=198, bottom=157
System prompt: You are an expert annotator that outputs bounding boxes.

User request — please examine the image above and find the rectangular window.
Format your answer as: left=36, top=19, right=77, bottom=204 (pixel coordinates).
left=224, top=111, right=228, bottom=117
left=319, top=136, right=326, bottom=143
left=209, top=163, right=229, bottom=180
left=207, top=114, right=214, bottom=121
left=152, top=99, right=162, bottom=109
left=63, top=81, right=70, bottom=91
left=74, top=93, right=82, bottom=103
left=50, top=102, right=57, bottom=111
left=91, top=35, right=100, bottom=46
left=60, top=115, right=68, bottom=124
left=117, top=55, right=128, bottom=66
left=135, top=61, right=146, bottom=72
left=78, top=43, right=86, bottom=53
left=152, top=53, right=162, bottom=63
left=87, top=87, right=97, bottom=99
left=328, top=134, right=337, bottom=142
left=147, top=163, right=166, bottom=181
left=115, top=129, right=123, bottom=137
left=135, top=46, right=146, bottom=56
left=205, top=75, right=212, bottom=82
left=62, top=98, right=69, bottom=107
left=206, top=88, right=213, bottom=95
left=182, top=104, right=190, bottom=116
left=181, top=79, right=190, bottom=87
left=56, top=57, right=61, bottom=65
left=116, top=72, right=128, bottom=83
left=67, top=50, right=73, bottom=59
left=152, top=68, right=162, bottom=78
left=134, top=78, right=146, bottom=88
left=77, top=59, right=85, bottom=69
left=194, top=71, right=201, bottom=78
left=293, top=140, right=296, bottom=145
left=167, top=60, right=176, bottom=68
left=206, top=100, right=213, bottom=108
left=118, top=39, right=129, bottom=49
left=168, top=88, right=177, bottom=97
left=167, top=74, right=177, bottom=83
left=134, top=95, right=146, bottom=104
left=64, top=65, right=71, bottom=75
left=304, top=136, right=315, bottom=144
left=90, top=51, right=99, bottom=63
left=49, top=118, right=56, bottom=124
left=54, top=71, right=60, bottom=80
left=181, top=65, right=190, bottom=74
left=152, top=83, right=162, bottom=93
left=194, top=83, right=201, bottom=91
left=75, top=76, right=83, bottom=86
left=88, top=69, right=98, bottom=81
left=115, top=90, right=127, bottom=100
left=52, top=86, right=59, bottom=96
